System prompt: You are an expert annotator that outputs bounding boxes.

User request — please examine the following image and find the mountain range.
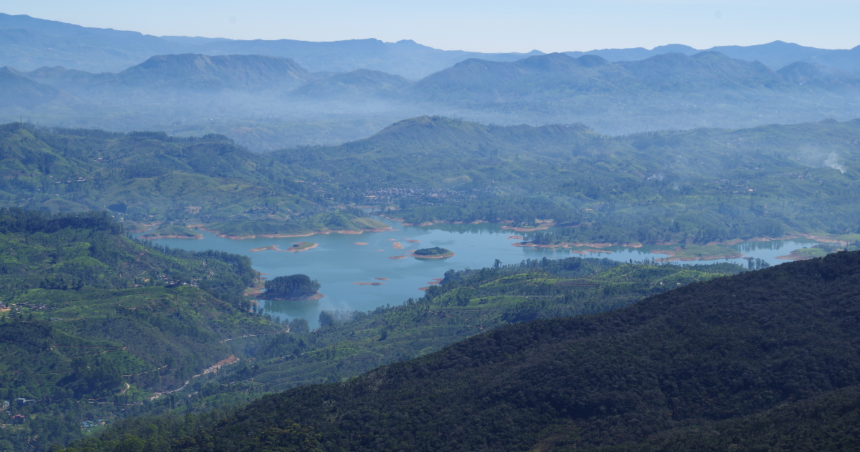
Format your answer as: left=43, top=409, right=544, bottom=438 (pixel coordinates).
left=12, top=51, right=859, bottom=104
left=3, top=13, right=860, bottom=80
left=3, top=13, right=860, bottom=151
left=5, top=48, right=860, bottom=150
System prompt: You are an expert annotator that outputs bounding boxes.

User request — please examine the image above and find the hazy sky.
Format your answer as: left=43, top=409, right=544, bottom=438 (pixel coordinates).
left=3, top=0, right=857, bottom=53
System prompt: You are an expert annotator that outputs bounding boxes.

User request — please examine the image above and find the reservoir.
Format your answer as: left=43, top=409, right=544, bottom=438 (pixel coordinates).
left=144, top=217, right=825, bottom=327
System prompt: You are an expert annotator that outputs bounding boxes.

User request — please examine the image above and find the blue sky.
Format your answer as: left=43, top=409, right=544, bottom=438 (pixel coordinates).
left=3, top=0, right=857, bottom=52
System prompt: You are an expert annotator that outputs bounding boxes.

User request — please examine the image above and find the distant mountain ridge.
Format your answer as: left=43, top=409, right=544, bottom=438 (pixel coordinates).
left=410, top=51, right=853, bottom=104
left=0, top=13, right=540, bottom=79
left=0, top=66, right=68, bottom=108
left=20, top=54, right=310, bottom=92
left=118, top=54, right=310, bottom=90
left=14, top=50, right=860, bottom=100
left=2, top=14, right=860, bottom=79
left=777, top=61, right=860, bottom=88
left=4, top=13, right=860, bottom=150
left=5, top=48, right=860, bottom=150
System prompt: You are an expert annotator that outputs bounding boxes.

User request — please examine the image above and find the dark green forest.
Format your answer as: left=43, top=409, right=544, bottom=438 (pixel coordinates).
left=62, top=250, right=860, bottom=451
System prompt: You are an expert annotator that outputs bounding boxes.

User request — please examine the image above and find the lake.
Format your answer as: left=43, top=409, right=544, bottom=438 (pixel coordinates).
left=144, top=218, right=824, bottom=327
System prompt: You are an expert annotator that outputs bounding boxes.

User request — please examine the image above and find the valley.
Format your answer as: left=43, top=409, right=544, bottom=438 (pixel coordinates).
left=61, top=246, right=860, bottom=452
left=2, top=10, right=860, bottom=452
left=0, top=209, right=746, bottom=451
left=4, top=117, right=860, bottom=256
left=4, top=29, right=860, bottom=150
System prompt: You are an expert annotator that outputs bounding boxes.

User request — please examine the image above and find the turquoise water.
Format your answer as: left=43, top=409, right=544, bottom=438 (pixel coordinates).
left=144, top=218, right=823, bottom=327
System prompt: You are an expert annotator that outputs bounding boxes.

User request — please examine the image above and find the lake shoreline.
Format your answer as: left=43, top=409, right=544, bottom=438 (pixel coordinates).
left=184, top=224, right=393, bottom=240
left=510, top=232, right=851, bottom=262
left=145, top=217, right=845, bottom=330
left=258, top=291, right=325, bottom=301
left=141, top=234, right=202, bottom=240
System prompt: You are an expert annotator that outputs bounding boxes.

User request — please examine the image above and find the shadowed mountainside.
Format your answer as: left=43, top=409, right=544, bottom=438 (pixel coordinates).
left=63, top=250, right=860, bottom=451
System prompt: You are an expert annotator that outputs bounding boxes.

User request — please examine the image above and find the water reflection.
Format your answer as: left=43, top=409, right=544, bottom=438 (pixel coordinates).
left=734, top=239, right=818, bottom=253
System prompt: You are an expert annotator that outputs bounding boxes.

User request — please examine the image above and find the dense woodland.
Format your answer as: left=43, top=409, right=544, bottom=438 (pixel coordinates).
left=63, top=250, right=860, bottom=451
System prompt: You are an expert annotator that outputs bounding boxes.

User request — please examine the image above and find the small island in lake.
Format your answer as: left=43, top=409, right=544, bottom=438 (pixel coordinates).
left=260, top=274, right=323, bottom=301
left=411, top=247, right=455, bottom=259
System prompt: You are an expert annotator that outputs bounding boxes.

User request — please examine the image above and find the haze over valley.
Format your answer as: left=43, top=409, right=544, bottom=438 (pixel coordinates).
left=4, top=13, right=860, bottom=149
left=2, top=7, right=860, bottom=452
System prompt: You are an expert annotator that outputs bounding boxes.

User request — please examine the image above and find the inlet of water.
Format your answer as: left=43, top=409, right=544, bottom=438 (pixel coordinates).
left=144, top=218, right=824, bottom=327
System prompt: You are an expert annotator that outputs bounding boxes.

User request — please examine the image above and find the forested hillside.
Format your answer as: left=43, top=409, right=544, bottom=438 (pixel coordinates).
left=229, top=257, right=739, bottom=392
left=63, top=250, right=860, bottom=451
left=278, top=116, right=860, bottom=247
left=0, top=209, right=745, bottom=451
left=0, top=209, right=283, bottom=451
left=4, top=116, right=859, bottom=248
left=0, top=123, right=387, bottom=236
